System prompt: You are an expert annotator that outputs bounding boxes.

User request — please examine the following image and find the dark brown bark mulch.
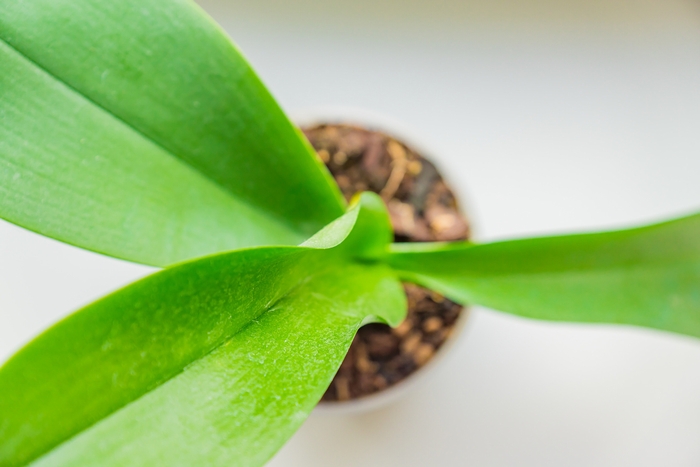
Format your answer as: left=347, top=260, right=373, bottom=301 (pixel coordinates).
left=302, top=123, right=470, bottom=402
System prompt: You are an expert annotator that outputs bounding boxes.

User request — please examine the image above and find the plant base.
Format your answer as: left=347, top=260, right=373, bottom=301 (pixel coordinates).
left=302, top=123, right=470, bottom=403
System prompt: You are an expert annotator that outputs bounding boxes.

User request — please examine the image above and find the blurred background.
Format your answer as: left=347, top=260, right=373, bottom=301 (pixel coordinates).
left=2, top=0, right=700, bottom=465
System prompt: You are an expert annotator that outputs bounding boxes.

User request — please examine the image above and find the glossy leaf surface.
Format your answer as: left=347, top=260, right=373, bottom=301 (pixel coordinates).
left=0, top=0, right=344, bottom=266
left=387, top=212, right=700, bottom=338
left=0, top=195, right=405, bottom=466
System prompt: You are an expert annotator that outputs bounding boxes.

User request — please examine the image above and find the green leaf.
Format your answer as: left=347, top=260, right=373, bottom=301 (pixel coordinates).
left=0, top=194, right=404, bottom=467
left=0, top=0, right=344, bottom=266
left=387, top=212, right=700, bottom=338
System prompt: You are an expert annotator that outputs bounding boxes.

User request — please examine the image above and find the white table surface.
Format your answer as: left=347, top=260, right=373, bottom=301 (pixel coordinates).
left=2, top=0, right=700, bottom=465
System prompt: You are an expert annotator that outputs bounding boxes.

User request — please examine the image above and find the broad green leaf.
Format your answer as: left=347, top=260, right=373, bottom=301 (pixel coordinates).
left=0, top=40, right=302, bottom=265
left=387, top=212, right=700, bottom=338
left=0, top=193, right=404, bottom=467
left=0, top=0, right=344, bottom=266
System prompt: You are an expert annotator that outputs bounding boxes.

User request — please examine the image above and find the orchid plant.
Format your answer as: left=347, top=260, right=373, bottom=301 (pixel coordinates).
left=1, top=1, right=699, bottom=466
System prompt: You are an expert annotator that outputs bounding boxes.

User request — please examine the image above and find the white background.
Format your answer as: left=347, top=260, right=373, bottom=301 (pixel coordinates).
left=2, top=0, right=700, bottom=465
